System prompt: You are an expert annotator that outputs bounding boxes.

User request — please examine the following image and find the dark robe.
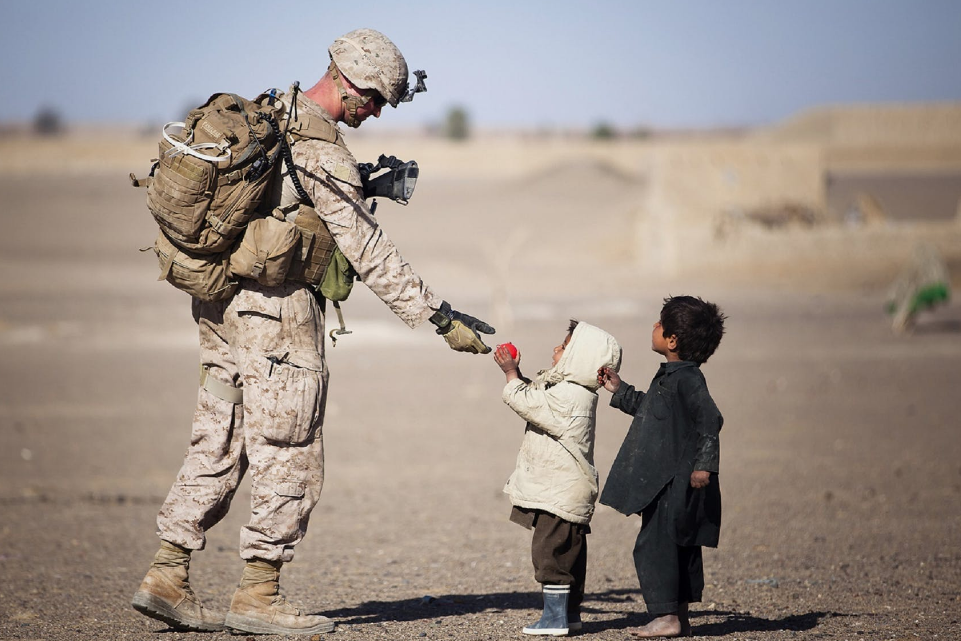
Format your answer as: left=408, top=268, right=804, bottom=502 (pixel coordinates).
left=599, top=361, right=722, bottom=547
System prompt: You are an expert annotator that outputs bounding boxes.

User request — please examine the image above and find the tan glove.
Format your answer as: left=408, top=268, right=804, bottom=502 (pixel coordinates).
left=442, top=319, right=493, bottom=354
left=430, top=301, right=495, bottom=354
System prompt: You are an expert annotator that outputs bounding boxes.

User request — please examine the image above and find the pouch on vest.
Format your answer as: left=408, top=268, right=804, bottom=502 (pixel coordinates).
left=228, top=216, right=300, bottom=286
left=153, top=231, right=237, bottom=301
left=283, top=204, right=356, bottom=301
left=319, top=247, right=356, bottom=302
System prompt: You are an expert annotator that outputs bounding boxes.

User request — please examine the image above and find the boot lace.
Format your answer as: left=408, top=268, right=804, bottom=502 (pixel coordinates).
left=270, top=592, right=302, bottom=615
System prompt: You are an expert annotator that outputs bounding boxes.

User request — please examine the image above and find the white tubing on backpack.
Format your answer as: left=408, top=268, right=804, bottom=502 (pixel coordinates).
left=162, top=122, right=232, bottom=164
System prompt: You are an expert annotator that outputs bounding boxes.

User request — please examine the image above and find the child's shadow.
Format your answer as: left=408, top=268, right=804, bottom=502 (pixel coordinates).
left=583, top=589, right=842, bottom=636
left=682, top=609, right=847, bottom=636
left=321, top=588, right=842, bottom=636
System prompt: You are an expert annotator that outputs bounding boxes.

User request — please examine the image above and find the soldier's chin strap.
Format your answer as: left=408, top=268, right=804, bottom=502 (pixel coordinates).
left=329, top=62, right=370, bottom=129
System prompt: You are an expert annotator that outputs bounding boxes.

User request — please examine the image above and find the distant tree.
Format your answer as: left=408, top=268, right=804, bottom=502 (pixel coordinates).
left=591, top=121, right=616, bottom=140
left=33, top=107, right=64, bottom=136
left=444, top=106, right=470, bottom=141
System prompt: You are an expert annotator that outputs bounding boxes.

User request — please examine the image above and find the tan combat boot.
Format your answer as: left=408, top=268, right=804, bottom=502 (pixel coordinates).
left=131, top=540, right=224, bottom=631
left=224, top=559, right=335, bottom=635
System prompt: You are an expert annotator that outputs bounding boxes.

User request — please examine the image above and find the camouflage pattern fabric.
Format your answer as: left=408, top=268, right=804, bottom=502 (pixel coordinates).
left=158, top=281, right=327, bottom=562
left=268, top=91, right=443, bottom=326
left=157, top=90, right=442, bottom=562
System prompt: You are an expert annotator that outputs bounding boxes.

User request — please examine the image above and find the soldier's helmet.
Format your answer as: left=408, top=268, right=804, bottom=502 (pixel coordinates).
left=329, top=29, right=409, bottom=108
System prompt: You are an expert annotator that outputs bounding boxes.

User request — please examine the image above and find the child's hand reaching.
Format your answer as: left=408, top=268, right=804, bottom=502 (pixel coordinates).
left=597, top=366, right=621, bottom=393
left=494, top=344, right=521, bottom=382
left=690, top=470, right=711, bottom=488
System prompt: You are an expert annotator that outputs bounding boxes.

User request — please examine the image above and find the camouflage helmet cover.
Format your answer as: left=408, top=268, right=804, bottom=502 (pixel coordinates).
left=329, top=28, right=409, bottom=108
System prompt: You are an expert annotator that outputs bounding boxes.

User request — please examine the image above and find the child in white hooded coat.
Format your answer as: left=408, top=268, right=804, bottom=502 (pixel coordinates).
left=493, top=320, right=622, bottom=636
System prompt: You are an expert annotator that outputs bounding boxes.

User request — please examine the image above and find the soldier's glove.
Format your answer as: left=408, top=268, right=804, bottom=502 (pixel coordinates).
left=429, top=301, right=495, bottom=354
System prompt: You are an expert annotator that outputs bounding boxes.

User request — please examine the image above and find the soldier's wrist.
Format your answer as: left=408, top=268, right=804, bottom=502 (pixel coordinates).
left=430, top=301, right=454, bottom=334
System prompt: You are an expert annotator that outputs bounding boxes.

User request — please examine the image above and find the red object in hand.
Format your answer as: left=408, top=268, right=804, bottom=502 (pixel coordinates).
left=497, top=343, right=518, bottom=359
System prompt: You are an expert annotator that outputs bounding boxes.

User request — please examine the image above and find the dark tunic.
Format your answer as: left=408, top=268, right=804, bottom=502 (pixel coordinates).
left=599, top=361, right=723, bottom=547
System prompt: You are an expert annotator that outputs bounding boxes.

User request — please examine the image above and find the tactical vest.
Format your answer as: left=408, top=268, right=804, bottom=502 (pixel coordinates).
left=132, top=89, right=351, bottom=302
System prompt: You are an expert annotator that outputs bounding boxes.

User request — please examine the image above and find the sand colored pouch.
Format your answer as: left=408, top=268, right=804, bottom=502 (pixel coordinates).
left=228, top=216, right=300, bottom=286
left=153, top=231, right=237, bottom=301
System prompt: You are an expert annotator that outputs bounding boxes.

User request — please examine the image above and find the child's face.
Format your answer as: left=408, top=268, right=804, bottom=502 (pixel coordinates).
left=552, top=332, right=572, bottom=366
left=651, top=320, right=677, bottom=357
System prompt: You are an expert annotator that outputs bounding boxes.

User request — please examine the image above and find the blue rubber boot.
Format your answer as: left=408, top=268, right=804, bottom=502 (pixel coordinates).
left=523, top=585, right=570, bottom=636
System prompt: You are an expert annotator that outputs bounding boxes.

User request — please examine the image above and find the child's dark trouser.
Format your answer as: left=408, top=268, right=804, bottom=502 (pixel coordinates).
left=633, top=484, right=704, bottom=616
left=530, top=511, right=589, bottom=612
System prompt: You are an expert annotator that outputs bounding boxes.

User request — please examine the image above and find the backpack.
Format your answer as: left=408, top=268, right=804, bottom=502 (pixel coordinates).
left=132, top=88, right=349, bottom=301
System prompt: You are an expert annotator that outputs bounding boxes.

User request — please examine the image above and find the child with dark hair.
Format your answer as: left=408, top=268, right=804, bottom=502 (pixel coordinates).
left=597, top=296, right=726, bottom=638
left=494, top=320, right=622, bottom=636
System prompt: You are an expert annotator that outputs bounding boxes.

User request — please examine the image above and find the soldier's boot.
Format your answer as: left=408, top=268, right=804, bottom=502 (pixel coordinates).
left=224, top=559, right=335, bottom=635
left=131, top=540, right=224, bottom=631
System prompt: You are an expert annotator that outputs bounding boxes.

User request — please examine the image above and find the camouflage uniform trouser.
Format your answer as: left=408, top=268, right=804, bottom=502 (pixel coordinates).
left=157, top=280, right=328, bottom=563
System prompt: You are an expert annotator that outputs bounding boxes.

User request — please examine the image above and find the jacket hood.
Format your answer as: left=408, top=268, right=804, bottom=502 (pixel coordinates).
left=539, top=322, right=622, bottom=390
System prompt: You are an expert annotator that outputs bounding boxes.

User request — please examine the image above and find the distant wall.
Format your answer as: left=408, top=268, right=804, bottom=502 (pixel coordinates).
left=640, top=104, right=961, bottom=284
left=638, top=141, right=823, bottom=276
left=755, top=102, right=961, bottom=147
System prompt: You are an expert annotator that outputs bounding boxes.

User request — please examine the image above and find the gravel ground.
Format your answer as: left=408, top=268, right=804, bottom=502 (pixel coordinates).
left=1, top=174, right=960, bottom=641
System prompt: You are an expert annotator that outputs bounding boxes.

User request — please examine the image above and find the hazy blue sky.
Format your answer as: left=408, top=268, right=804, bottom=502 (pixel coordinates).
left=2, top=0, right=960, bottom=131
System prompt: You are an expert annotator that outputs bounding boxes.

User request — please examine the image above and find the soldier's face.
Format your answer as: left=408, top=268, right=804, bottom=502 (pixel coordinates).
left=343, top=75, right=384, bottom=124
left=355, top=91, right=384, bottom=122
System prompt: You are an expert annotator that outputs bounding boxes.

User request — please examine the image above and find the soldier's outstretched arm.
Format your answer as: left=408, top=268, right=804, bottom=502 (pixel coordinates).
left=429, top=301, right=495, bottom=354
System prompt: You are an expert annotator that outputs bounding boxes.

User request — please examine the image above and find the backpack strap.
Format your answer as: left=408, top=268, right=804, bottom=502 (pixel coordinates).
left=158, top=244, right=178, bottom=281
left=130, top=172, right=152, bottom=188
left=287, top=114, right=345, bottom=148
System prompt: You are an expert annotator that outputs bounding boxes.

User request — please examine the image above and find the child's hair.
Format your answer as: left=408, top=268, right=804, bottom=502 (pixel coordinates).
left=659, top=296, right=726, bottom=364
left=568, top=319, right=579, bottom=334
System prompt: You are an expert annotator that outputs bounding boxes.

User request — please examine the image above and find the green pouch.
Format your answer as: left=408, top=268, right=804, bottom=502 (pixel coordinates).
left=319, top=247, right=356, bottom=302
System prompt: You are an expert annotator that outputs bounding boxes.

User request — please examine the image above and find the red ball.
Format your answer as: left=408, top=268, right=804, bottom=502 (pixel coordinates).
left=497, top=342, right=518, bottom=359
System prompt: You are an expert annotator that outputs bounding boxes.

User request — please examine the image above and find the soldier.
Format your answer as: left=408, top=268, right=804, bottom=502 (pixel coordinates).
left=131, top=28, right=495, bottom=636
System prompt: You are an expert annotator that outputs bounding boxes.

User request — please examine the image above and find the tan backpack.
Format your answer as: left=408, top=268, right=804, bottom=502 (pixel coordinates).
left=132, top=88, right=345, bottom=301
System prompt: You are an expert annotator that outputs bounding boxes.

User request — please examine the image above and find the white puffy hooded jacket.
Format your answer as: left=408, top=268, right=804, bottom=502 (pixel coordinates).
left=502, top=322, right=622, bottom=524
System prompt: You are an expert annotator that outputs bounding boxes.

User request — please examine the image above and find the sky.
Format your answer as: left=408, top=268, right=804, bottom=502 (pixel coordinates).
left=2, top=0, right=960, bottom=132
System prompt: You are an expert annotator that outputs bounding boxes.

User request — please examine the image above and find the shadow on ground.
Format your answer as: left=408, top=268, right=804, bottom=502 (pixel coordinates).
left=323, top=588, right=842, bottom=636
left=913, top=318, right=961, bottom=333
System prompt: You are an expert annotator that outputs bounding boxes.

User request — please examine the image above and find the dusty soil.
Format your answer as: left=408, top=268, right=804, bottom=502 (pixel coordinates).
left=1, top=145, right=960, bottom=641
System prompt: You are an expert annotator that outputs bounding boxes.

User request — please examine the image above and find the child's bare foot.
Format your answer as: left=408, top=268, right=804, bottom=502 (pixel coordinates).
left=629, top=614, right=689, bottom=638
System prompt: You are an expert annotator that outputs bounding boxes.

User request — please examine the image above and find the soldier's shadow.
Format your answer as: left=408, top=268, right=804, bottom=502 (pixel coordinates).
left=320, top=588, right=841, bottom=636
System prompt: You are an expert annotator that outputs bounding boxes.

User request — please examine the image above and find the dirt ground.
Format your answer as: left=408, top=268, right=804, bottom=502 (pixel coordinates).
left=1, top=142, right=960, bottom=641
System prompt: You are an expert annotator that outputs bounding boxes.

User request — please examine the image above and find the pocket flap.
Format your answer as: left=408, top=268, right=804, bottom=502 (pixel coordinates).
left=233, top=288, right=283, bottom=319
left=283, top=348, right=325, bottom=372
left=276, top=481, right=306, bottom=499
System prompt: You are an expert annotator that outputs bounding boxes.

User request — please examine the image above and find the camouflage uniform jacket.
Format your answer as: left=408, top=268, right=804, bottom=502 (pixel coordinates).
left=267, top=89, right=443, bottom=327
